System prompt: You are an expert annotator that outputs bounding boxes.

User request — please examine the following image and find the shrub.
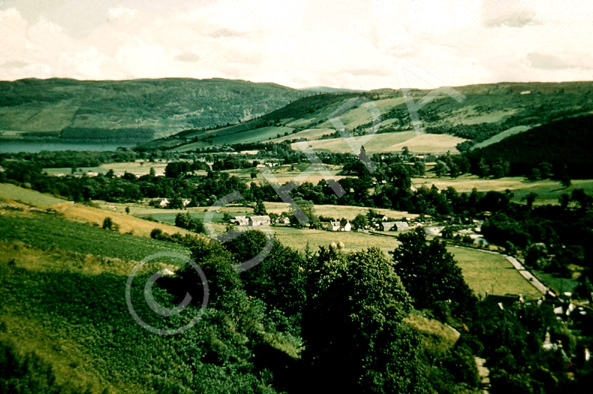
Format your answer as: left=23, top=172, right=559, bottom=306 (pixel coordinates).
left=102, top=217, right=113, bottom=230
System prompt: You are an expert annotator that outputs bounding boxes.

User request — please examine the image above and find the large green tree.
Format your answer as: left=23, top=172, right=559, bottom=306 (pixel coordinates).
left=390, top=229, right=475, bottom=315
left=301, top=247, right=430, bottom=393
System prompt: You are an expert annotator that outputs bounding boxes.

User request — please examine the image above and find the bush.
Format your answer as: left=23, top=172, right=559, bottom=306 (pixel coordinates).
left=150, top=228, right=163, bottom=239
left=102, top=217, right=113, bottom=230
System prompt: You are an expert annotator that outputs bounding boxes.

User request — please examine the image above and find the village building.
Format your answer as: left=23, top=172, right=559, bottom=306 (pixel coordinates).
left=249, top=215, right=271, bottom=226
left=330, top=221, right=351, bottom=232
left=379, top=221, right=410, bottom=232
left=233, top=216, right=250, bottom=226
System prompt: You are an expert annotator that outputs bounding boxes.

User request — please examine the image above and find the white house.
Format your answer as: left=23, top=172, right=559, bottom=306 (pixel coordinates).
left=249, top=215, right=271, bottom=226
left=330, top=221, right=351, bottom=232
left=234, top=216, right=250, bottom=226
left=380, top=221, right=410, bottom=232
left=159, top=198, right=169, bottom=208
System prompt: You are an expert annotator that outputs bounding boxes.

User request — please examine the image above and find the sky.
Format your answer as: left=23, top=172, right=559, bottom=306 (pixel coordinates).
left=0, top=0, right=592, bottom=90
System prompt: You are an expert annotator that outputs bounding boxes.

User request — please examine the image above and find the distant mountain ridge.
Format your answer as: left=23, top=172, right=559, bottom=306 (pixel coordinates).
left=141, top=81, right=593, bottom=153
left=0, top=78, right=311, bottom=142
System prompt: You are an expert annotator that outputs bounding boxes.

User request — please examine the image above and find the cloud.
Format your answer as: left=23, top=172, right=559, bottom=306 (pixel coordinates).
left=482, top=0, right=537, bottom=28
left=107, top=6, right=136, bottom=22
left=1, top=0, right=592, bottom=89
left=1, top=60, right=28, bottom=69
left=175, top=52, right=200, bottom=63
left=528, top=53, right=573, bottom=70
left=528, top=52, right=593, bottom=71
left=346, top=68, right=391, bottom=77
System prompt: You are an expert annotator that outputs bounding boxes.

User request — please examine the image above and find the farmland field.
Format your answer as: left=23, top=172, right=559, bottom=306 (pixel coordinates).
left=263, top=202, right=418, bottom=221
left=295, top=131, right=466, bottom=154
left=269, top=128, right=336, bottom=143
left=44, top=160, right=171, bottom=177
left=447, top=246, right=542, bottom=299
left=213, top=126, right=293, bottom=145
left=413, top=174, right=593, bottom=204
left=263, top=225, right=401, bottom=254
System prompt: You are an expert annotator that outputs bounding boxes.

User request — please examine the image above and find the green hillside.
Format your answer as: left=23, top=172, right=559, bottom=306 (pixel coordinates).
left=469, top=114, right=593, bottom=178
left=0, top=78, right=310, bottom=143
left=143, top=81, right=593, bottom=153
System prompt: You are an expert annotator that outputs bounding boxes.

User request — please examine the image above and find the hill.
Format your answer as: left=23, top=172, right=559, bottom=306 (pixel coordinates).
left=469, top=115, right=593, bottom=178
left=0, top=78, right=310, bottom=143
left=144, top=81, right=593, bottom=154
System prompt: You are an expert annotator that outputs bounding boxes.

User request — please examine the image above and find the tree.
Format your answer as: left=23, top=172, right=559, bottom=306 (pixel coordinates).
left=351, top=213, right=368, bottom=230
left=528, top=168, right=541, bottom=181
left=390, top=228, right=475, bottom=315
left=150, top=228, right=163, bottom=239
left=301, top=247, right=430, bottom=393
left=539, top=162, right=553, bottom=178
left=491, top=163, right=505, bottom=179
left=560, top=173, right=572, bottom=188
left=478, top=158, right=490, bottom=178
left=434, top=160, right=449, bottom=177
left=253, top=200, right=267, bottom=215
left=413, top=161, right=426, bottom=176
left=290, top=197, right=318, bottom=227
left=559, top=194, right=570, bottom=210
left=522, top=192, right=538, bottom=211
left=228, top=231, right=306, bottom=317
left=102, top=217, right=113, bottom=230
left=175, top=212, right=205, bottom=233
left=149, top=167, right=156, bottom=177
left=125, top=206, right=130, bottom=215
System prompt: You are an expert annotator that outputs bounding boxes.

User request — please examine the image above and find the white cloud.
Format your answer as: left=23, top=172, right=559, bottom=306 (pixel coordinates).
left=0, top=0, right=592, bottom=88
left=107, top=6, right=136, bottom=22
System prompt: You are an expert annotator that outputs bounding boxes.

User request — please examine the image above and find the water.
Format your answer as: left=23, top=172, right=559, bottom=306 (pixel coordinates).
left=0, top=141, right=138, bottom=153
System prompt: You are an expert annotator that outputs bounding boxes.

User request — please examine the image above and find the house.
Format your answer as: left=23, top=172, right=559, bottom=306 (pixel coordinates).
left=278, top=216, right=291, bottom=225
left=380, top=221, right=410, bottom=232
left=234, top=216, right=250, bottom=226
left=394, top=221, right=409, bottom=231
left=380, top=222, right=397, bottom=231
left=249, top=215, right=271, bottom=226
left=330, top=221, right=341, bottom=231
left=330, top=221, right=351, bottom=232
left=159, top=198, right=169, bottom=208
left=182, top=199, right=191, bottom=207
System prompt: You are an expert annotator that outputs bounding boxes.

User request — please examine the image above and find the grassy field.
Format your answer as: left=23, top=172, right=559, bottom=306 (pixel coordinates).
left=263, top=202, right=417, bottom=220
left=265, top=225, right=400, bottom=254
left=294, top=131, right=466, bottom=154
left=213, top=126, right=293, bottom=145
left=269, top=128, right=336, bottom=143
left=315, top=97, right=406, bottom=130
left=44, top=160, right=170, bottom=177
left=0, top=240, right=223, bottom=393
left=0, top=210, right=189, bottom=263
left=413, top=174, right=593, bottom=204
left=447, top=246, right=542, bottom=299
left=0, top=183, right=65, bottom=206
left=0, top=183, right=195, bottom=238
left=53, top=202, right=194, bottom=238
